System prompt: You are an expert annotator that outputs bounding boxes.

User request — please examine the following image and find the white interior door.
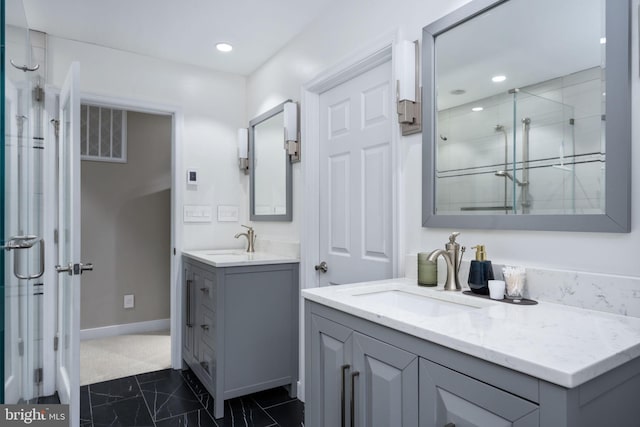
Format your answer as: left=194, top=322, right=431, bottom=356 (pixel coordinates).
left=318, top=61, right=393, bottom=286
left=55, top=62, right=80, bottom=427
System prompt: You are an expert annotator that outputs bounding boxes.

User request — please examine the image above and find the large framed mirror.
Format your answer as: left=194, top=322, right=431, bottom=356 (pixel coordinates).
left=422, top=0, right=631, bottom=232
left=249, top=101, right=293, bottom=221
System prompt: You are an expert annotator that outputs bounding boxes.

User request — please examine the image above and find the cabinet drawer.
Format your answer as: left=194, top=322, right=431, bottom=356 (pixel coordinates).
left=419, top=358, right=539, bottom=427
left=198, top=305, right=216, bottom=347
left=197, top=339, right=217, bottom=389
left=199, top=273, right=216, bottom=310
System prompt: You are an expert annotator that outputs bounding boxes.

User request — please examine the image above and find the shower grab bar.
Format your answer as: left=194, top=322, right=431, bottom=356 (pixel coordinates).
left=2, top=235, right=45, bottom=280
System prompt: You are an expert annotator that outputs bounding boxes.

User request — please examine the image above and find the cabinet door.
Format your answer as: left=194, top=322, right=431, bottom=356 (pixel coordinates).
left=419, top=358, right=539, bottom=427
left=308, top=315, right=354, bottom=427
left=182, top=264, right=195, bottom=363
left=352, top=332, right=418, bottom=427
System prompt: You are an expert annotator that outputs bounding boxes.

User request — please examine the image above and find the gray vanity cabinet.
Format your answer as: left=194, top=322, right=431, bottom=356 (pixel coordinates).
left=308, top=314, right=418, bottom=427
left=419, top=358, right=539, bottom=427
left=183, top=257, right=299, bottom=419
left=305, top=300, right=640, bottom=427
left=353, top=333, right=419, bottom=427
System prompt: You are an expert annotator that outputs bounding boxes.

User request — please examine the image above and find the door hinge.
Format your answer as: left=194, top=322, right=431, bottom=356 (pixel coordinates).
left=53, top=228, right=59, bottom=245
left=18, top=340, right=24, bottom=357
left=173, top=247, right=176, bottom=255
left=34, top=368, right=43, bottom=384
left=54, top=335, right=59, bottom=351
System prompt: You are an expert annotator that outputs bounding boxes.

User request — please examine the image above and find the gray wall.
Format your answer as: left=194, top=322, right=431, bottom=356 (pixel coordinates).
left=81, top=111, right=171, bottom=330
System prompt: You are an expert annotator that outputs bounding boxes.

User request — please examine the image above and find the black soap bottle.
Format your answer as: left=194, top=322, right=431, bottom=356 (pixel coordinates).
left=468, top=245, right=494, bottom=295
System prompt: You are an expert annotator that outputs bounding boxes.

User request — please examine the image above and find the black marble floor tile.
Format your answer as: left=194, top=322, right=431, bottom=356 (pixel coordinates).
left=89, top=375, right=141, bottom=407
left=265, top=400, right=305, bottom=427
left=136, top=368, right=175, bottom=384
left=201, top=394, right=276, bottom=427
left=250, top=387, right=296, bottom=409
left=80, top=385, right=92, bottom=425
left=140, top=372, right=204, bottom=421
left=181, top=368, right=209, bottom=396
left=155, top=408, right=218, bottom=427
left=91, top=396, right=154, bottom=427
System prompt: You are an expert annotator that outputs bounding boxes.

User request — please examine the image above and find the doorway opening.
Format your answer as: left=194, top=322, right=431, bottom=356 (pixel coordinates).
left=77, top=107, right=172, bottom=386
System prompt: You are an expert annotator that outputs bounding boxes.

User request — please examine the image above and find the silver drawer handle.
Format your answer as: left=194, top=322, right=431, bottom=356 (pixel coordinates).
left=10, top=60, right=40, bottom=72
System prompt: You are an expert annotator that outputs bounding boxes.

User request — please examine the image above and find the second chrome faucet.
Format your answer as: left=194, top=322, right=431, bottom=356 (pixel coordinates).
left=235, top=225, right=256, bottom=253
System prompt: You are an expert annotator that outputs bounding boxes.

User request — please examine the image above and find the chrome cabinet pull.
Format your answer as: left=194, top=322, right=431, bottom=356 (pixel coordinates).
left=4, top=235, right=45, bottom=280
left=186, top=279, right=193, bottom=327
left=200, top=324, right=210, bottom=331
left=341, top=364, right=350, bottom=427
left=350, top=371, right=360, bottom=427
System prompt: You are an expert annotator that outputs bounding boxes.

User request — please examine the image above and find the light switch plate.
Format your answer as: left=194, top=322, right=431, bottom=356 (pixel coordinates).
left=184, top=205, right=213, bottom=223
left=217, top=205, right=239, bottom=222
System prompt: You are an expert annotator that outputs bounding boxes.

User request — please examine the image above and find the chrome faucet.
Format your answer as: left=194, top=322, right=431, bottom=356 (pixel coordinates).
left=234, top=225, right=256, bottom=253
left=427, top=232, right=465, bottom=291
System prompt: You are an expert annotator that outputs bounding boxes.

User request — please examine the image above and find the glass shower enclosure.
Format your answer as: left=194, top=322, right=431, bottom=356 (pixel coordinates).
left=3, top=0, right=46, bottom=403
left=434, top=81, right=599, bottom=216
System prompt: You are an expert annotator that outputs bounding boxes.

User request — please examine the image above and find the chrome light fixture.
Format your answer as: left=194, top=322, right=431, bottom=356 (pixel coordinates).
left=284, top=101, right=300, bottom=162
left=237, top=128, right=249, bottom=174
left=396, top=40, right=422, bottom=136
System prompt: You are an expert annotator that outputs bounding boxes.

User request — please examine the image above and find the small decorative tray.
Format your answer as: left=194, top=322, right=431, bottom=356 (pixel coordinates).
left=462, top=290, right=538, bottom=305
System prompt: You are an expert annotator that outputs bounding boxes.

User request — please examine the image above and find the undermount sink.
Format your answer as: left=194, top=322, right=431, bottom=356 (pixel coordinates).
left=353, top=290, right=479, bottom=317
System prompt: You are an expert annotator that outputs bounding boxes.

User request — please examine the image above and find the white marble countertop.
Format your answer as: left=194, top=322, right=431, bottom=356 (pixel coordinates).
left=183, top=249, right=299, bottom=267
left=302, top=278, right=640, bottom=388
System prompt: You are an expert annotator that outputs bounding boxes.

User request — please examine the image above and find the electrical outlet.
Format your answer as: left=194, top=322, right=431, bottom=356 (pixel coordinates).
left=124, top=294, right=134, bottom=309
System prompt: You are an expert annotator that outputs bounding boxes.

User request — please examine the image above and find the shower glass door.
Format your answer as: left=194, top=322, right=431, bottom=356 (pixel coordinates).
left=3, top=0, right=42, bottom=404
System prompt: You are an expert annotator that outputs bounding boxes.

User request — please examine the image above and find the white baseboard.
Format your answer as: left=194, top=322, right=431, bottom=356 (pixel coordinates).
left=80, top=318, right=170, bottom=341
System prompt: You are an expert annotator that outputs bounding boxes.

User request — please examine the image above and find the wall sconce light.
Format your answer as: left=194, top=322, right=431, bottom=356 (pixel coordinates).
left=237, top=128, right=249, bottom=175
left=284, top=101, right=301, bottom=162
left=396, top=40, right=422, bottom=136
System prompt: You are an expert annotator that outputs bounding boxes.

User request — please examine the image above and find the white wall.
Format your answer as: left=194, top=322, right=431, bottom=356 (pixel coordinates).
left=46, top=35, right=248, bottom=251
left=247, top=0, right=640, bottom=278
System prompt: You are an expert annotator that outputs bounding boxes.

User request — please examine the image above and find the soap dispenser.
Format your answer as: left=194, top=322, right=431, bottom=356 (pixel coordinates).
left=468, top=245, right=494, bottom=295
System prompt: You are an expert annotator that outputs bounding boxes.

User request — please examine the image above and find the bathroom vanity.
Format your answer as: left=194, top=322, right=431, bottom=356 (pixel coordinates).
left=182, top=250, right=299, bottom=419
left=303, top=279, right=640, bottom=426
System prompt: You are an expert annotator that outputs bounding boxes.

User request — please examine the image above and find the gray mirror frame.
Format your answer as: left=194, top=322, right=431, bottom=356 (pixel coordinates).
left=249, top=100, right=293, bottom=222
left=422, top=0, right=631, bottom=232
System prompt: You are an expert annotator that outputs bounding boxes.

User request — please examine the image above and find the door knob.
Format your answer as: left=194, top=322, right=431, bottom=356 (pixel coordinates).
left=55, top=263, right=73, bottom=276
left=314, top=261, right=328, bottom=273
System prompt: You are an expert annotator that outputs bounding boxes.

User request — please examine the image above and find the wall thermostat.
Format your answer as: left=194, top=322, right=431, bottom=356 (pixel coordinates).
left=187, top=169, right=198, bottom=184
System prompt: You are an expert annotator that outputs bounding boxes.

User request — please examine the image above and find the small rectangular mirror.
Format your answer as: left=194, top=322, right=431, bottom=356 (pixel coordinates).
left=249, top=101, right=293, bottom=221
left=422, top=0, right=631, bottom=232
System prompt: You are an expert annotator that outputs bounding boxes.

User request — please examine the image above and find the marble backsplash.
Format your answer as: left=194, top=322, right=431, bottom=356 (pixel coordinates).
left=405, top=254, right=640, bottom=318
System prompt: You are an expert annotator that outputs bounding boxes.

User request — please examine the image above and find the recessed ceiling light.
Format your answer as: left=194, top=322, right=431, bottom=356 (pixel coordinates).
left=216, top=42, right=233, bottom=53
left=472, top=107, right=484, bottom=112
left=600, top=37, right=606, bottom=44
left=491, top=75, right=506, bottom=83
